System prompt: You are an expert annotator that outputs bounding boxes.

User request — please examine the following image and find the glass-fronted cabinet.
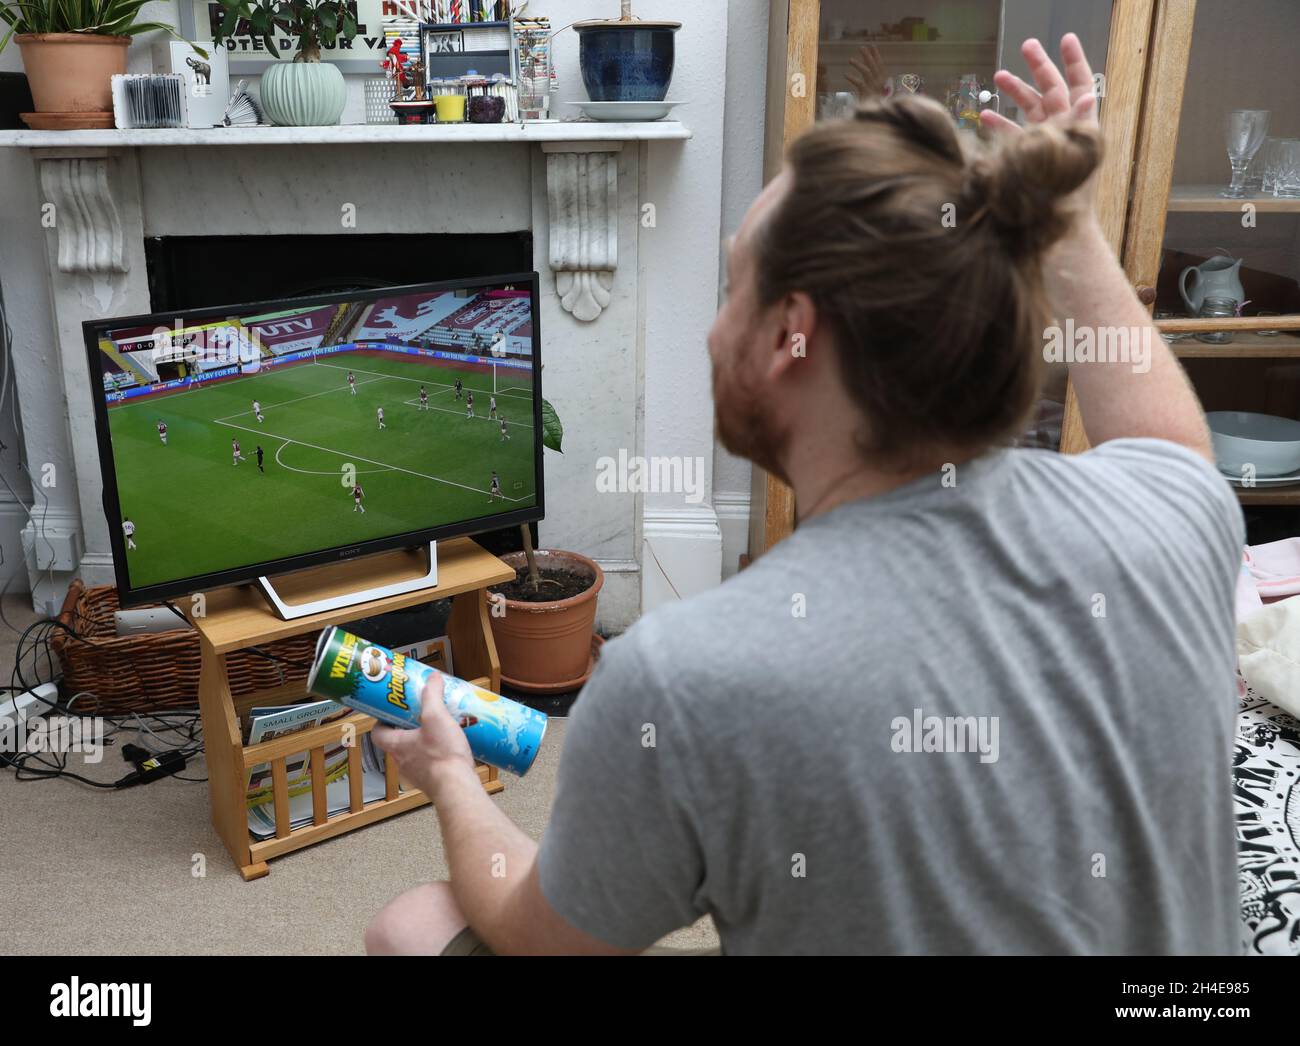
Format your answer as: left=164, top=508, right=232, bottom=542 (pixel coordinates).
left=752, top=0, right=1140, bottom=557
left=1145, top=1, right=1300, bottom=537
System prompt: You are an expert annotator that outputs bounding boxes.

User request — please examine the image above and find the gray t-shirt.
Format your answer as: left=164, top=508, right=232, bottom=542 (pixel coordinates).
left=538, top=439, right=1245, bottom=955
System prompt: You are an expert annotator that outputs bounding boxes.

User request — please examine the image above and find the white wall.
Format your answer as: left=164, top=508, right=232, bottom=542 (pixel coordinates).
left=714, top=0, right=768, bottom=579
left=1, top=40, right=79, bottom=611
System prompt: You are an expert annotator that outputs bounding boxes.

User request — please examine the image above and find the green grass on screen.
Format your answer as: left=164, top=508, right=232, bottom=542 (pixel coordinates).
left=108, top=352, right=536, bottom=590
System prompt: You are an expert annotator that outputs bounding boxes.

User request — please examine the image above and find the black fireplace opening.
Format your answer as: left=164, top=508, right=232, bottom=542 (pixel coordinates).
left=145, top=232, right=533, bottom=312
left=142, top=232, right=537, bottom=566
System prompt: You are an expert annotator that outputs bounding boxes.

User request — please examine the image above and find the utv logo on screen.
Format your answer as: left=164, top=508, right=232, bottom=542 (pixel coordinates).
left=890, top=709, right=1000, bottom=764
left=595, top=451, right=707, bottom=504
left=50, top=979, right=151, bottom=1026
left=145, top=320, right=266, bottom=372
left=1042, top=320, right=1152, bottom=374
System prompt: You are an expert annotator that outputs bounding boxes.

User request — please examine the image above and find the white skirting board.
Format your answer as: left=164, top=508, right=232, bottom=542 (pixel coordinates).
left=713, top=490, right=752, bottom=580
left=641, top=506, right=723, bottom=615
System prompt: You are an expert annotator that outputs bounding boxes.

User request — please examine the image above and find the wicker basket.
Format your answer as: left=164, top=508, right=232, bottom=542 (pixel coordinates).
left=52, top=581, right=316, bottom=714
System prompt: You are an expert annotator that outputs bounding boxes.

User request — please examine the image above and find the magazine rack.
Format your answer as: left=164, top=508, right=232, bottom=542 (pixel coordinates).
left=188, top=538, right=516, bottom=881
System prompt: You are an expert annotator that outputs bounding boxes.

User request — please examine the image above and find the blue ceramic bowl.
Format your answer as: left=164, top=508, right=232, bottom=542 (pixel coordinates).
left=576, top=25, right=679, bottom=103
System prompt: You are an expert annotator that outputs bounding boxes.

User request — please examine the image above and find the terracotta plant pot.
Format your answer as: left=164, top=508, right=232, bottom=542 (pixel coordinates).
left=16, top=33, right=129, bottom=115
left=490, top=550, right=604, bottom=693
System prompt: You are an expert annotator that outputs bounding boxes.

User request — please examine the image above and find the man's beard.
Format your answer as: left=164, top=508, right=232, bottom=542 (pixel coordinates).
left=712, top=358, right=791, bottom=486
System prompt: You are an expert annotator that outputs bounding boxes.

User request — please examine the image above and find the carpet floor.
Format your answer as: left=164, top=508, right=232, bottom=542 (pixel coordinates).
left=0, top=591, right=719, bottom=955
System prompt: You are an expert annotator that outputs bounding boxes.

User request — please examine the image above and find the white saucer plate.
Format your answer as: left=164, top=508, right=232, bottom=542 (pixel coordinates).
left=574, top=100, right=685, bottom=122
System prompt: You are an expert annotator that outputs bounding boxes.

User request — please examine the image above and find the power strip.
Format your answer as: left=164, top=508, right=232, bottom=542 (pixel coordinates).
left=0, top=682, right=59, bottom=751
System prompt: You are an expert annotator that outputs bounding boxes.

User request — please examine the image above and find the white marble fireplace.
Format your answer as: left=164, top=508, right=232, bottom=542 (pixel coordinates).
left=2, top=123, right=712, bottom=631
left=0, top=1, right=767, bottom=629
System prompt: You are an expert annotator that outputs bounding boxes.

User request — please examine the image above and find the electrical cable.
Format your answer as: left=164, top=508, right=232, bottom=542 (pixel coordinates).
left=2, top=612, right=204, bottom=788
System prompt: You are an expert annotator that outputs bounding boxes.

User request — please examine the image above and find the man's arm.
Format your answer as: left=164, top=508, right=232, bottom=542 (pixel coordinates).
left=375, top=635, right=707, bottom=955
left=985, top=34, right=1213, bottom=462
left=1042, top=221, right=1212, bottom=460
left=373, top=675, right=636, bottom=955
left=424, top=752, right=637, bottom=956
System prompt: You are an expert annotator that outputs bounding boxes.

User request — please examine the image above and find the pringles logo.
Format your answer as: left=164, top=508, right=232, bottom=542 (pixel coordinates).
left=387, top=652, right=410, bottom=711
left=360, top=645, right=390, bottom=682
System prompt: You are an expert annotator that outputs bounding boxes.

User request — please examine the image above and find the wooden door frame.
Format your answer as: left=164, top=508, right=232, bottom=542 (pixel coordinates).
left=748, top=0, right=818, bottom=563
left=1061, top=0, right=1197, bottom=453
left=750, top=0, right=1166, bottom=558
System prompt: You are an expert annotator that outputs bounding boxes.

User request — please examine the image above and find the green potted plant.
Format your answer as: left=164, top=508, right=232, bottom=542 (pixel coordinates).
left=489, top=399, right=606, bottom=694
left=0, top=0, right=196, bottom=128
left=215, top=0, right=356, bottom=126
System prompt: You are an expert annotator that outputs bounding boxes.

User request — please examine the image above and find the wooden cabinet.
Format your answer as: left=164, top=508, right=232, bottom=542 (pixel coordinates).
left=754, top=0, right=1148, bottom=556
left=1112, top=0, right=1300, bottom=530
left=752, top=0, right=1300, bottom=555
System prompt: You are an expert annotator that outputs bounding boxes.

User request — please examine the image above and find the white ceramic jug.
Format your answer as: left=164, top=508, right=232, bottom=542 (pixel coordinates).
left=1180, top=255, right=1245, bottom=315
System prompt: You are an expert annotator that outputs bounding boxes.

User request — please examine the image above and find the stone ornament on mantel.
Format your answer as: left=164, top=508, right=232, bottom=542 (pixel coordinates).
left=544, top=141, right=622, bottom=323
left=38, top=156, right=127, bottom=275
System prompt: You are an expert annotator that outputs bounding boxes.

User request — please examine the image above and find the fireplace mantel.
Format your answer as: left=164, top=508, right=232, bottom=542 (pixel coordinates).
left=1, top=121, right=690, bottom=325
left=0, top=121, right=691, bottom=148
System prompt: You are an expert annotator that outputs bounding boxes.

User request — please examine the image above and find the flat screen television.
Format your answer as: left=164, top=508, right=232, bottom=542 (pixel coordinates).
left=84, top=273, right=544, bottom=607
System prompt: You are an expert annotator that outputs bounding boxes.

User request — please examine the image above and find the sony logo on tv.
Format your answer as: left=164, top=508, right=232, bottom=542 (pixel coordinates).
left=338, top=547, right=362, bottom=557
left=49, top=977, right=151, bottom=1026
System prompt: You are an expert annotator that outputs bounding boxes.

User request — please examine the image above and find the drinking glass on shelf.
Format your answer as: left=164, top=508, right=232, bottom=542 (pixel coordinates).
left=1221, top=109, right=1270, bottom=198
left=1274, top=139, right=1300, bottom=200
left=1261, top=137, right=1283, bottom=194
left=1195, top=297, right=1237, bottom=344
left=1245, top=136, right=1273, bottom=191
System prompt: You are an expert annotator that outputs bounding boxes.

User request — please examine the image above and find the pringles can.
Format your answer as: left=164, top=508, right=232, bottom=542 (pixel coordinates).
left=306, top=626, right=547, bottom=777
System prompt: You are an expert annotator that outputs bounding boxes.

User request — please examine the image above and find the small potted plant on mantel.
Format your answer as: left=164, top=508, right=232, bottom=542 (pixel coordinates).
left=214, top=0, right=356, bottom=127
left=490, top=400, right=607, bottom=695
left=0, top=0, right=199, bottom=129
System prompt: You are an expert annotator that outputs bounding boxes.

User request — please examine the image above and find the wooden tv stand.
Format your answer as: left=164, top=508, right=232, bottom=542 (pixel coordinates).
left=188, top=538, right=515, bottom=880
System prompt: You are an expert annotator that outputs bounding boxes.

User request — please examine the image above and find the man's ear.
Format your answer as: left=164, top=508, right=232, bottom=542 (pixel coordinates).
left=765, top=291, right=819, bottom=381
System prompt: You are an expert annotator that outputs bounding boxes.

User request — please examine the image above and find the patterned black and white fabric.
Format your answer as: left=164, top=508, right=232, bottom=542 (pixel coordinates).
left=1235, top=687, right=1300, bottom=955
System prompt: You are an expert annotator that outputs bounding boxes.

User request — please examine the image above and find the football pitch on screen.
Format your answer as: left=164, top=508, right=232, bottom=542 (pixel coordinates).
left=107, top=352, right=537, bottom=590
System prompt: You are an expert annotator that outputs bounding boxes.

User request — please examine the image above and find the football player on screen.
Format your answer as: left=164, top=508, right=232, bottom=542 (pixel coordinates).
left=157, top=420, right=168, bottom=446
left=489, top=471, right=503, bottom=503
left=232, top=438, right=246, bottom=465
left=348, top=371, right=357, bottom=396
left=122, top=517, right=137, bottom=551
left=419, top=386, right=429, bottom=411
left=377, top=406, right=386, bottom=430
left=256, top=445, right=265, bottom=473
left=253, top=399, right=264, bottom=423
left=466, top=391, right=474, bottom=420
left=353, top=483, right=366, bottom=514
left=489, top=394, right=498, bottom=420
left=454, top=378, right=463, bottom=401
left=499, top=417, right=510, bottom=442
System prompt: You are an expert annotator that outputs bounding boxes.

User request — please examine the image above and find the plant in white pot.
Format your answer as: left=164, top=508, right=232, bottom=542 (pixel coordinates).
left=0, top=0, right=201, bottom=129
left=490, top=400, right=607, bottom=695
left=215, top=0, right=355, bottom=126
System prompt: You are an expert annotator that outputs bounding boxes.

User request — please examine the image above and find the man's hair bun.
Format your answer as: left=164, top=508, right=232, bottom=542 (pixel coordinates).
left=966, top=120, right=1103, bottom=258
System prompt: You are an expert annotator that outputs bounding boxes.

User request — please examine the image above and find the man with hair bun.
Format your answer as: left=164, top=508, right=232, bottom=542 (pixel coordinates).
left=366, top=36, right=1242, bottom=957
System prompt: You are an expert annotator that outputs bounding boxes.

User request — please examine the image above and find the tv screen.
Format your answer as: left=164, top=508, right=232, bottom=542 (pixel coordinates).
left=84, top=273, right=544, bottom=606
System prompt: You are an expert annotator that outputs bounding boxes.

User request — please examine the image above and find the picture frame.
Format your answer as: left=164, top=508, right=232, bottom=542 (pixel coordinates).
left=425, top=29, right=464, bottom=55
left=178, top=0, right=392, bottom=74
left=420, top=20, right=514, bottom=85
